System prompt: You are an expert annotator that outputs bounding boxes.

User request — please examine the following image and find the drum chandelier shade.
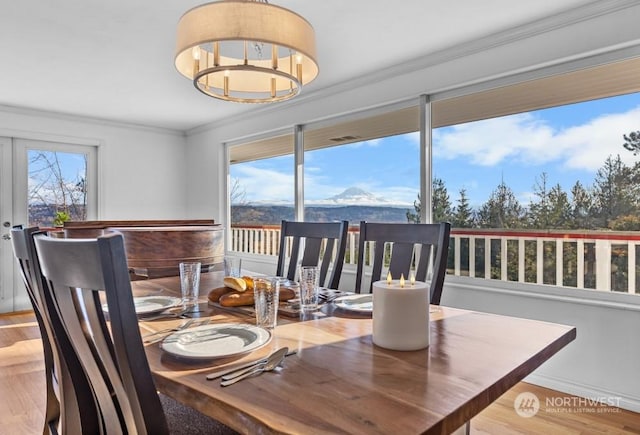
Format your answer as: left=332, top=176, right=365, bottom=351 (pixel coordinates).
left=175, top=0, right=319, bottom=103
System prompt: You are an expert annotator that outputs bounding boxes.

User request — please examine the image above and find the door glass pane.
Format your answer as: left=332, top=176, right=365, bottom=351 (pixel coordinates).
left=28, top=150, right=88, bottom=227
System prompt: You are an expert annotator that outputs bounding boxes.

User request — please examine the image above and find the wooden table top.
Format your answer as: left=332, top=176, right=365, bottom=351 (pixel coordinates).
left=133, top=272, right=576, bottom=435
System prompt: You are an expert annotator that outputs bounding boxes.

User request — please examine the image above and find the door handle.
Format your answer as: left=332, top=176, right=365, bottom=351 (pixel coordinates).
left=1, top=234, right=10, bottom=241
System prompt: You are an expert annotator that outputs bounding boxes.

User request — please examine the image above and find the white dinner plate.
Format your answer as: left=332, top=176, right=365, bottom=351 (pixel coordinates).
left=102, top=295, right=181, bottom=316
left=160, top=323, right=271, bottom=360
left=334, top=294, right=373, bottom=313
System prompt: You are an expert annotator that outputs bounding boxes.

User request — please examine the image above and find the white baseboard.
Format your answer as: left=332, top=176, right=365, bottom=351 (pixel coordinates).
left=525, top=372, right=640, bottom=413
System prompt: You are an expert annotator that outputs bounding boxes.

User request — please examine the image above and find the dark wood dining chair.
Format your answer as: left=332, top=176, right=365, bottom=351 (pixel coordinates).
left=33, top=232, right=237, bottom=434
left=276, top=220, right=349, bottom=289
left=10, top=226, right=62, bottom=435
left=354, top=221, right=451, bottom=305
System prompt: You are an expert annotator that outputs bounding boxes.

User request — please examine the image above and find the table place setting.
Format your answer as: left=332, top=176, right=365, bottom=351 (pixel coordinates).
left=160, top=323, right=272, bottom=360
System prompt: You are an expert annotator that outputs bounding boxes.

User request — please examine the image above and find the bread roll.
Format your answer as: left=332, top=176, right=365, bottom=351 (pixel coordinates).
left=207, top=286, right=233, bottom=303
left=219, top=291, right=254, bottom=307
left=279, top=287, right=297, bottom=301
left=241, top=275, right=254, bottom=291
left=223, top=276, right=247, bottom=292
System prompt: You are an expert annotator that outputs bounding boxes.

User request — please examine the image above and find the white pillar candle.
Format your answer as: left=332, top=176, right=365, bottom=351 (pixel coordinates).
left=372, top=279, right=430, bottom=351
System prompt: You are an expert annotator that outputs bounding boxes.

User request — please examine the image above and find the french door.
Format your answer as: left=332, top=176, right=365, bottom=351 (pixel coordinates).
left=0, top=137, right=97, bottom=313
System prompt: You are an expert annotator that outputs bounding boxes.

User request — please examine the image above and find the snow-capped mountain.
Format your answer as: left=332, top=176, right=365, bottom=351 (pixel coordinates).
left=247, top=187, right=412, bottom=207
left=307, top=187, right=410, bottom=207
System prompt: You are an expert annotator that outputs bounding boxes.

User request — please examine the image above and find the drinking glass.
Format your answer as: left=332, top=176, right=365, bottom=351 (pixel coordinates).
left=224, top=257, right=242, bottom=277
left=180, top=262, right=201, bottom=310
left=254, top=278, right=280, bottom=329
left=298, top=265, right=320, bottom=312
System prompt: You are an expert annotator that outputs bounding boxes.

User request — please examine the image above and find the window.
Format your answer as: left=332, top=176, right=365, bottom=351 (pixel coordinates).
left=228, top=134, right=294, bottom=255
left=436, top=93, right=640, bottom=293
left=13, top=139, right=97, bottom=228
left=226, top=57, right=640, bottom=295
left=302, top=106, right=419, bottom=224
left=27, top=149, right=89, bottom=227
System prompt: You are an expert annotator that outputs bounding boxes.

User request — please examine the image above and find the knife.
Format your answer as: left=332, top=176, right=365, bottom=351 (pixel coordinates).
left=206, top=349, right=297, bottom=380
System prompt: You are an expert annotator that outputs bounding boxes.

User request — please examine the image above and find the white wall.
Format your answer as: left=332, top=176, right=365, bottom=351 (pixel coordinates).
left=185, top=3, right=640, bottom=413
left=0, top=106, right=189, bottom=219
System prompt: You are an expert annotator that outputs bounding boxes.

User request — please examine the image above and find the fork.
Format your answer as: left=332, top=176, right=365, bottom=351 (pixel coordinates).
left=144, top=319, right=211, bottom=344
left=143, top=318, right=196, bottom=341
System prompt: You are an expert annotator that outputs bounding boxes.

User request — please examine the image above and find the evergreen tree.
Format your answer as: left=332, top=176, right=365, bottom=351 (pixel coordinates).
left=528, top=173, right=572, bottom=229
left=477, top=181, right=525, bottom=228
left=592, top=155, right=638, bottom=228
left=452, top=188, right=475, bottom=228
left=547, top=183, right=572, bottom=229
left=406, top=178, right=452, bottom=224
left=569, top=181, right=594, bottom=229
left=622, top=131, right=640, bottom=155
left=527, top=172, right=551, bottom=228
left=432, top=178, right=452, bottom=223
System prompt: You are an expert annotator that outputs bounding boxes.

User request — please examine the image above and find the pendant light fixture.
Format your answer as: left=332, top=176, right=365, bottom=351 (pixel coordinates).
left=175, top=0, right=318, bottom=103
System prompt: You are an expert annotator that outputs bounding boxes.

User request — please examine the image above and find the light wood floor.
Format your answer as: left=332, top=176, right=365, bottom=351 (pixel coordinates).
left=1, top=311, right=639, bottom=435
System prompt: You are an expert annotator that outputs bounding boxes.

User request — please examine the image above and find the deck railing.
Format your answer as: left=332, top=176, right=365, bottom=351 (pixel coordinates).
left=230, top=225, right=640, bottom=293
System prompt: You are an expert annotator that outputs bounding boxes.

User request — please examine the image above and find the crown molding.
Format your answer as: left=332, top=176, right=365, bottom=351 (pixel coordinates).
left=0, top=104, right=185, bottom=137
left=188, top=0, right=640, bottom=137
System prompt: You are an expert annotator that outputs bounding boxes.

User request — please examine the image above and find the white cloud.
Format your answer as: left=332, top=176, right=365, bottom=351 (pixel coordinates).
left=434, top=113, right=555, bottom=165
left=434, top=106, right=640, bottom=171
left=233, top=165, right=293, bottom=202
left=553, top=108, right=640, bottom=170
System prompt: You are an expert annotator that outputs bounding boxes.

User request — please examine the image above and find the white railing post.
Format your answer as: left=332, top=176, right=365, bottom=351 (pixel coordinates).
left=484, top=238, right=491, bottom=279
left=500, top=237, right=508, bottom=281
left=518, top=238, right=525, bottom=283
left=577, top=239, right=585, bottom=289
left=629, top=241, right=636, bottom=294
left=469, top=236, right=476, bottom=278
left=241, top=229, right=247, bottom=253
left=556, top=239, right=563, bottom=287
left=595, top=239, right=611, bottom=291
left=349, top=232, right=356, bottom=265
left=536, top=239, right=544, bottom=284
left=454, top=235, right=461, bottom=276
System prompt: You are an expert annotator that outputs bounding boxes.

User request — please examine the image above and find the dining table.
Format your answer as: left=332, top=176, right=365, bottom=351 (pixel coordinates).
left=133, top=271, right=576, bottom=434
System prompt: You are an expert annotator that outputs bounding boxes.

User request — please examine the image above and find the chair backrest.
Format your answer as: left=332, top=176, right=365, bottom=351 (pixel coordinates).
left=10, top=226, right=62, bottom=434
left=34, top=232, right=169, bottom=435
left=354, top=221, right=451, bottom=305
left=276, top=220, right=349, bottom=289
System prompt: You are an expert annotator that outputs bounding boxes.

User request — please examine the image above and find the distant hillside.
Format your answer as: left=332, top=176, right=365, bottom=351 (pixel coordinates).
left=231, top=205, right=410, bottom=225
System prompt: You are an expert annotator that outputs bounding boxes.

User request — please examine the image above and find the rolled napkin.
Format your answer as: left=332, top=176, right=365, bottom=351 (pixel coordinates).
left=372, top=277, right=429, bottom=351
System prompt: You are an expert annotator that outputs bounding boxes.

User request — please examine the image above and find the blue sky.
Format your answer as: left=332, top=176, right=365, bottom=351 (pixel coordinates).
left=232, top=92, right=640, bottom=209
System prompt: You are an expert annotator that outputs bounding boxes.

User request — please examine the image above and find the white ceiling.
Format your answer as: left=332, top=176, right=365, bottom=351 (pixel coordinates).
left=0, top=0, right=597, bottom=131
